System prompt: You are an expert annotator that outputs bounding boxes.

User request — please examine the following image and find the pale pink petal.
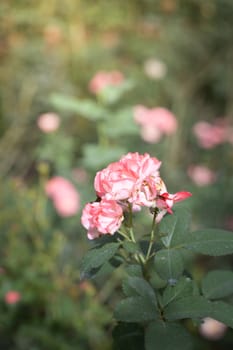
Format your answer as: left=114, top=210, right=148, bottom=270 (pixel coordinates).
left=37, top=113, right=60, bottom=133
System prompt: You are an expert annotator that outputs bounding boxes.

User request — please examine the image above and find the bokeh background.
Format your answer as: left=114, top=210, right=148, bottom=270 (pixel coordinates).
left=0, top=0, right=233, bottom=349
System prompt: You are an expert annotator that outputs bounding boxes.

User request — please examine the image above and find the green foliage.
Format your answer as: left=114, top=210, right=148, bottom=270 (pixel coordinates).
left=161, top=277, right=199, bottom=307
left=80, top=242, right=120, bottom=279
left=145, top=322, right=194, bottom=350
left=182, top=229, right=233, bottom=256
left=153, top=249, right=184, bottom=282
left=114, top=296, right=158, bottom=323
left=159, top=207, right=191, bottom=248
left=164, top=296, right=233, bottom=328
left=201, top=270, right=233, bottom=300
left=50, top=93, right=108, bottom=121
left=112, top=323, right=144, bottom=350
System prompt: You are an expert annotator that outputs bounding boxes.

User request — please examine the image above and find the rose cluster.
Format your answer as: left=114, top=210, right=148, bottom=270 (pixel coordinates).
left=81, top=152, right=191, bottom=240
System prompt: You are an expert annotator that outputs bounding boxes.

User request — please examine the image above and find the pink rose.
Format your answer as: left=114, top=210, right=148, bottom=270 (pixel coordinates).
left=89, top=70, right=124, bottom=94
left=134, top=106, right=177, bottom=143
left=188, top=165, right=216, bottom=186
left=94, top=152, right=161, bottom=204
left=82, top=152, right=192, bottom=235
left=5, top=291, right=21, bottom=305
left=45, top=176, right=80, bottom=217
left=81, top=199, right=124, bottom=240
left=37, top=113, right=60, bottom=133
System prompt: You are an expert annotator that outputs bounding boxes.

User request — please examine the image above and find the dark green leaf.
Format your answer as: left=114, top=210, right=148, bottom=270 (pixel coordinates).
left=126, top=264, right=143, bottom=277
left=202, top=270, right=233, bottom=300
left=145, top=321, right=194, bottom=350
left=123, top=241, right=140, bottom=254
left=210, top=300, right=233, bottom=328
left=112, top=323, right=144, bottom=350
left=125, top=277, right=157, bottom=305
left=149, top=270, right=167, bottom=289
left=80, top=243, right=120, bottom=279
left=162, top=277, right=199, bottom=307
left=114, top=296, right=158, bottom=322
left=164, top=296, right=233, bottom=328
left=159, top=207, right=191, bottom=248
left=182, top=229, right=233, bottom=256
left=154, top=249, right=184, bottom=282
left=164, top=296, right=211, bottom=321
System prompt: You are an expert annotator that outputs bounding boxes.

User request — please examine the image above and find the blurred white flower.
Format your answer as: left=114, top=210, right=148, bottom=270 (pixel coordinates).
left=199, top=318, right=227, bottom=340
left=143, top=58, right=167, bottom=80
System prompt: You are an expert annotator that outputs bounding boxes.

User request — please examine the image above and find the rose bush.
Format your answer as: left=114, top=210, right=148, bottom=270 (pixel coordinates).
left=80, top=152, right=233, bottom=350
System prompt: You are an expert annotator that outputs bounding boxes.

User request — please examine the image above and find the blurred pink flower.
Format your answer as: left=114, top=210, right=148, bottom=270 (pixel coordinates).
left=81, top=199, right=124, bottom=240
left=89, top=70, right=124, bottom=94
left=141, top=126, right=162, bottom=143
left=45, top=176, right=80, bottom=217
left=133, top=106, right=177, bottom=143
left=37, top=112, right=60, bottom=133
left=187, top=165, right=216, bottom=186
left=193, top=120, right=227, bottom=149
left=199, top=318, right=227, bottom=340
left=5, top=291, right=21, bottom=305
left=143, top=58, right=167, bottom=80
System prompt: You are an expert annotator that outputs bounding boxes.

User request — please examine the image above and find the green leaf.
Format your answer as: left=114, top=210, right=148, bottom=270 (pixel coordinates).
left=159, top=207, right=191, bottom=248
left=82, top=144, right=126, bottom=170
left=112, top=323, right=144, bottom=350
left=80, top=243, right=120, bottom=279
left=154, top=249, right=184, bottom=282
left=124, top=277, right=157, bottom=306
left=123, top=241, right=140, bottom=254
left=210, top=300, right=233, bottom=328
left=164, top=296, right=233, bottom=328
left=145, top=321, right=194, bottom=350
left=162, top=277, right=199, bottom=307
left=50, top=93, right=108, bottom=120
left=114, top=296, right=158, bottom=323
left=164, top=296, right=212, bottom=321
left=182, top=229, right=233, bottom=256
left=202, top=270, right=233, bottom=300
left=149, top=270, right=167, bottom=289
left=126, top=264, right=143, bottom=277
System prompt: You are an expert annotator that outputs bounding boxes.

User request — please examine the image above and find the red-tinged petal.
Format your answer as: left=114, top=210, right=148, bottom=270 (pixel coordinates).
left=173, top=191, right=192, bottom=202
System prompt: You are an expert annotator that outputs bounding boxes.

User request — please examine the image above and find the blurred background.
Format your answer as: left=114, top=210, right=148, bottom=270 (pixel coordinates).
left=0, top=0, right=233, bottom=349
